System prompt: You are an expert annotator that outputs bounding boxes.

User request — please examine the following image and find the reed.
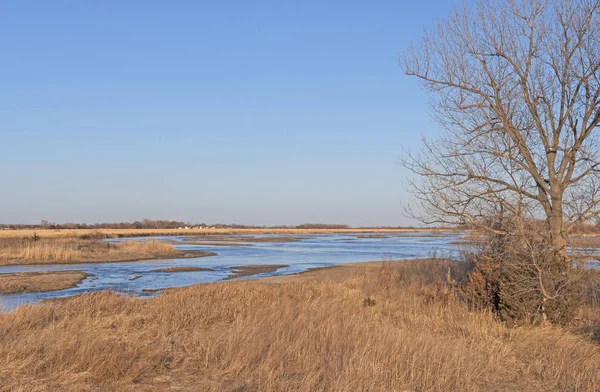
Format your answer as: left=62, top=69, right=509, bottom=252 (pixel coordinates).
left=0, top=238, right=180, bottom=266
left=0, top=227, right=457, bottom=240
left=0, top=271, right=90, bottom=294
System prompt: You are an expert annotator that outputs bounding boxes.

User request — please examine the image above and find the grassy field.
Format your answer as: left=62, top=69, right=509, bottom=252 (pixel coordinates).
left=0, top=227, right=457, bottom=240
left=1, top=259, right=598, bottom=391
left=0, top=237, right=214, bottom=266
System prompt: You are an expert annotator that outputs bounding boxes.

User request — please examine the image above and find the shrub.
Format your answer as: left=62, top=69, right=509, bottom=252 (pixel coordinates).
left=461, top=223, right=581, bottom=325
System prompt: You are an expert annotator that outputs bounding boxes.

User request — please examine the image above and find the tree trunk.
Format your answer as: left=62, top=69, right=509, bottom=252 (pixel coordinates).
left=548, top=197, right=568, bottom=265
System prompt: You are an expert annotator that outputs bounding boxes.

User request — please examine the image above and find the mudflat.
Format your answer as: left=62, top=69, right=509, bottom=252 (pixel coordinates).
left=227, top=264, right=289, bottom=279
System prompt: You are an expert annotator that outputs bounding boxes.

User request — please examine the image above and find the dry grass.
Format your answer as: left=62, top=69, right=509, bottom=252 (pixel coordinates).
left=0, top=227, right=457, bottom=240
left=569, top=235, right=600, bottom=248
left=0, top=260, right=598, bottom=391
left=571, top=268, right=600, bottom=343
left=0, top=238, right=209, bottom=266
left=0, top=271, right=91, bottom=294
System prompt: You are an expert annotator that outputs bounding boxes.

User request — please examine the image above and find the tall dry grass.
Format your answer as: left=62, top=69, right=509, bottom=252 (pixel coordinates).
left=0, top=238, right=179, bottom=266
left=0, top=270, right=90, bottom=294
left=1, top=260, right=598, bottom=391
left=0, top=227, right=457, bottom=240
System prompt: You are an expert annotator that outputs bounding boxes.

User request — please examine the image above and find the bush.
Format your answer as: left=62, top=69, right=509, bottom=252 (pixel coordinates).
left=461, top=223, right=581, bottom=325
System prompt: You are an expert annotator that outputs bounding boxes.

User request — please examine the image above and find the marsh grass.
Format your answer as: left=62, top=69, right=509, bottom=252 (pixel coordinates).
left=0, top=259, right=598, bottom=391
left=0, top=227, right=457, bottom=240
left=0, top=270, right=91, bottom=294
left=0, top=238, right=179, bottom=266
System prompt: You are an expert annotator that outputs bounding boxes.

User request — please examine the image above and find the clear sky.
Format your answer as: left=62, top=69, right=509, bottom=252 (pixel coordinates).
left=0, top=1, right=454, bottom=226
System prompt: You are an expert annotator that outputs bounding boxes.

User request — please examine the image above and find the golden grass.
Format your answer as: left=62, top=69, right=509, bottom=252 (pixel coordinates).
left=0, top=238, right=197, bottom=266
left=0, top=227, right=457, bottom=240
left=569, top=235, right=600, bottom=248
left=0, top=271, right=90, bottom=294
left=1, top=260, right=598, bottom=391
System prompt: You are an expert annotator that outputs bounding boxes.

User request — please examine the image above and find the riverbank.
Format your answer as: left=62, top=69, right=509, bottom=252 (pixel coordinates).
left=0, top=237, right=216, bottom=266
left=1, top=259, right=598, bottom=391
left=0, top=265, right=288, bottom=294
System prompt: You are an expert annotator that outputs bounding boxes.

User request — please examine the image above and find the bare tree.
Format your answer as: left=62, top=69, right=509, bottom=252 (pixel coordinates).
left=402, top=0, right=600, bottom=260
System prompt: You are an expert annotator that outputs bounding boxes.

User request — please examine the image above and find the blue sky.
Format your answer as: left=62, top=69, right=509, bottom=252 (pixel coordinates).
left=0, top=1, right=454, bottom=226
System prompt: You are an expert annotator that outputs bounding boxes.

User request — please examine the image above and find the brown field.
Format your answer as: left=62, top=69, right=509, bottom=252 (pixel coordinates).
left=1, top=259, right=598, bottom=391
left=0, top=237, right=215, bottom=266
left=0, top=270, right=91, bottom=294
left=0, top=227, right=457, bottom=240
left=569, top=235, right=600, bottom=248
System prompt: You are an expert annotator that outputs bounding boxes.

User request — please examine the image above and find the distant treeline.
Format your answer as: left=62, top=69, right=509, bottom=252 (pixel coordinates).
left=0, top=219, right=423, bottom=231
left=5, top=219, right=598, bottom=233
left=0, top=219, right=195, bottom=230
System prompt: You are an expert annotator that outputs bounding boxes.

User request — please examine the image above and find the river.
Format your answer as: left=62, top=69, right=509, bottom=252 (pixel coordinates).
left=0, top=232, right=463, bottom=310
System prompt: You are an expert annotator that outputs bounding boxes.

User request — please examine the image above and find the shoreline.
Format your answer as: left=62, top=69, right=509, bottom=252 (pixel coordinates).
left=227, top=264, right=289, bottom=279
left=0, top=260, right=388, bottom=298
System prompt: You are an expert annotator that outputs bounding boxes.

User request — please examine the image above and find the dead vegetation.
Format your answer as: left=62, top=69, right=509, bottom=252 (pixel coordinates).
left=0, top=236, right=214, bottom=266
left=0, top=227, right=457, bottom=240
left=0, top=259, right=598, bottom=391
left=0, top=271, right=91, bottom=294
left=569, top=235, right=600, bottom=249
left=452, top=217, right=600, bottom=327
